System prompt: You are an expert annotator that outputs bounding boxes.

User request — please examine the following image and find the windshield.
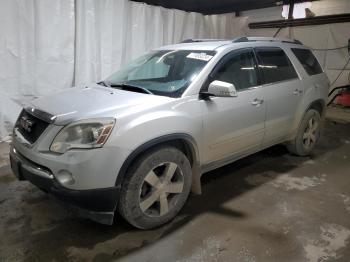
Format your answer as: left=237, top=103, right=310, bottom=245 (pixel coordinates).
left=105, top=50, right=216, bottom=97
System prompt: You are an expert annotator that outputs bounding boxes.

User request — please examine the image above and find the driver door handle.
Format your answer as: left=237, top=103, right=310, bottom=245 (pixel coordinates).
left=251, top=98, right=264, bottom=106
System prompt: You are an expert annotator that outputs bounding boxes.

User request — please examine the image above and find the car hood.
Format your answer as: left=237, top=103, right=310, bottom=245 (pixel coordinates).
left=28, top=84, right=173, bottom=125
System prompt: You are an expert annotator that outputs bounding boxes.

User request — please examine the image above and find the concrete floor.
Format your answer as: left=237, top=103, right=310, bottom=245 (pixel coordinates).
left=1, top=107, right=350, bottom=262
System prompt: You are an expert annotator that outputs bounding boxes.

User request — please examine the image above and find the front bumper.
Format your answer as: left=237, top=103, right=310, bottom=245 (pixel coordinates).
left=10, top=146, right=119, bottom=225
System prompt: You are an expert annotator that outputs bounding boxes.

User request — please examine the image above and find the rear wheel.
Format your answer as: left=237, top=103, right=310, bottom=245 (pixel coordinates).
left=118, top=146, right=192, bottom=229
left=287, top=109, right=321, bottom=156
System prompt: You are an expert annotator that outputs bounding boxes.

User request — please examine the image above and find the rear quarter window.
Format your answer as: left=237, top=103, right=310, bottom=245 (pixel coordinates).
left=255, top=47, right=298, bottom=84
left=292, top=48, right=323, bottom=76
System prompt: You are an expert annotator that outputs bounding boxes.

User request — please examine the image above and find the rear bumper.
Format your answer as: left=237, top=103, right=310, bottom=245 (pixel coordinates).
left=10, top=145, right=119, bottom=225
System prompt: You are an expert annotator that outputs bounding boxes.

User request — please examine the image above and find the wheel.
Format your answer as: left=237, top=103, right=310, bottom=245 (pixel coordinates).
left=118, top=146, right=192, bottom=229
left=287, top=109, right=321, bottom=156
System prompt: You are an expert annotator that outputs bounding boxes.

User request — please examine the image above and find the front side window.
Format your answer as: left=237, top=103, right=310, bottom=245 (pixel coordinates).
left=292, top=48, right=323, bottom=75
left=105, top=50, right=215, bottom=97
left=212, top=49, right=258, bottom=91
left=255, top=47, right=298, bottom=84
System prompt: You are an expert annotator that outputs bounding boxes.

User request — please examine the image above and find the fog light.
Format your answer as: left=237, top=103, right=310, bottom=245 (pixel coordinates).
left=56, top=170, right=75, bottom=185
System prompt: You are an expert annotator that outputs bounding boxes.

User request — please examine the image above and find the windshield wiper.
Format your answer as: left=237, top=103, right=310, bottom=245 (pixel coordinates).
left=97, top=81, right=111, bottom=87
left=110, top=83, right=153, bottom=95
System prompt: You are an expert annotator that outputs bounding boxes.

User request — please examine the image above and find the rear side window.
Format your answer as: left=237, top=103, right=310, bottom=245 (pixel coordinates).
left=255, top=47, right=298, bottom=84
left=292, top=48, right=323, bottom=75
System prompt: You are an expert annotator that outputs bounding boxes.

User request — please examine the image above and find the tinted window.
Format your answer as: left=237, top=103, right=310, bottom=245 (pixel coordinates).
left=255, top=47, right=298, bottom=84
left=292, top=48, right=323, bottom=75
left=212, top=50, right=258, bottom=91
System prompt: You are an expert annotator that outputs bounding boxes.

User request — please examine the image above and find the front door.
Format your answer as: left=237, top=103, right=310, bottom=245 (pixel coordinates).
left=202, top=48, right=266, bottom=164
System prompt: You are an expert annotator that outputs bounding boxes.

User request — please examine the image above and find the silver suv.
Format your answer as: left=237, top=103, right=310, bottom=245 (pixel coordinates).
left=10, top=37, right=329, bottom=229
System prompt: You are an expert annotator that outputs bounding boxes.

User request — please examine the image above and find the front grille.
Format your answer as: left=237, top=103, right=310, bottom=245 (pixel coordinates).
left=15, top=109, right=50, bottom=144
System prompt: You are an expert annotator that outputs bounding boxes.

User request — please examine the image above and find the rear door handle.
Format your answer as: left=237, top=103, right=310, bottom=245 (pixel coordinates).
left=251, top=98, right=264, bottom=106
left=293, top=89, right=303, bottom=95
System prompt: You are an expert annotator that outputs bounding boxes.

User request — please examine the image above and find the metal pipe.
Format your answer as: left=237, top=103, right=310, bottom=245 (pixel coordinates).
left=249, top=13, right=350, bottom=29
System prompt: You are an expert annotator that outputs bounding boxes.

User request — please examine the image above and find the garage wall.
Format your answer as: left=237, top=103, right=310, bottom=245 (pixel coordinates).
left=311, top=0, right=350, bottom=16
left=306, top=0, right=350, bottom=89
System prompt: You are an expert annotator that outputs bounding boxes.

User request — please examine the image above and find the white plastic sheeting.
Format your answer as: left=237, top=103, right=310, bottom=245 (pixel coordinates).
left=0, top=0, right=75, bottom=140
left=0, top=0, right=75, bottom=96
left=74, top=0, right=247, bottom=87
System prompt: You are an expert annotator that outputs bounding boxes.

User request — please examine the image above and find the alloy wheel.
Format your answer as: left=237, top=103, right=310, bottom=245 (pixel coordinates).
left=139, top=162, right=184, bottom=217
left=302, top=117, right=319, bottom=149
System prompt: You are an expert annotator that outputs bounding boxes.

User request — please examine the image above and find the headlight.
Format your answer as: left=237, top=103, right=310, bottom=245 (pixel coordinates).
left=50, top=118, right=115, bottom=154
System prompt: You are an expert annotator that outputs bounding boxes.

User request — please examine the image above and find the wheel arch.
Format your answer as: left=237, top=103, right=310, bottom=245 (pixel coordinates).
left=306, top=99, right=326, bottom=118
left=289, top=98, right=326, bottom=142
left=115, top=133, right=202, bottom=194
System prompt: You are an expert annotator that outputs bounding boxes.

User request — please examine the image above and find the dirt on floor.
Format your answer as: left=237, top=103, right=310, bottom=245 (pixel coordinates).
left=0, top=107, right=350, bottom=262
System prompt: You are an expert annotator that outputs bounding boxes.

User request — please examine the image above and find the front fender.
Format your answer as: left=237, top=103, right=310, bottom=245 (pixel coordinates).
left=109, top=110, right=202, bottom=153
left=106, top=97, right=204, bottom=193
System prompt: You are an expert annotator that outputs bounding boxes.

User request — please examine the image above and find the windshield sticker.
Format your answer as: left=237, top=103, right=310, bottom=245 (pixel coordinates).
left=187, top=52, right=213, bottom=61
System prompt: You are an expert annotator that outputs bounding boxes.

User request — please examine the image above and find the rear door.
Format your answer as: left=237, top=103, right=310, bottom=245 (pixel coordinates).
left=202, top=48, right=266, bottom=164
left=254, top=47, right=303, bottom=147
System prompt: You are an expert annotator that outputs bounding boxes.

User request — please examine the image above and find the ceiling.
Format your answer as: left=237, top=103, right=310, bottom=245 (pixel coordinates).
left=131, top=0, right=314, bottom=15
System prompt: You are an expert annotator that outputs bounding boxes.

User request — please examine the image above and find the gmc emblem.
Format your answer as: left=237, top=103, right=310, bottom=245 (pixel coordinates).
left=19, top=116, right=35, bottom=133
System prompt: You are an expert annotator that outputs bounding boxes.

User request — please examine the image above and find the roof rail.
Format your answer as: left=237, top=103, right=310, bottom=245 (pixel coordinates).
left=180, top=39, right=227, bottom=43
left=232, top=37, right=249, bottom=43
left=232, top=36, right=302, bottom=45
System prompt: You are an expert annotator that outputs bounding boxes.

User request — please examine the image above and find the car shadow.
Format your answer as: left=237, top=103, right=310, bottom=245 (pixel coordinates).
left=2, top=120, right=349, bottom=261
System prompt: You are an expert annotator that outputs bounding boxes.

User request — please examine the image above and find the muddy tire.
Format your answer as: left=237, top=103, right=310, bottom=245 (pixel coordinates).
left=287, top=109, right=321, bottom=156
left=118, top=146, right=192, bottom=229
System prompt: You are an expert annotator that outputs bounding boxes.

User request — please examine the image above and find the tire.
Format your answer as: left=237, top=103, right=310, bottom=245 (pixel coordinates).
left=118, top=146, right=192, bottom=229
left=287, top=109, right=322, bottom=156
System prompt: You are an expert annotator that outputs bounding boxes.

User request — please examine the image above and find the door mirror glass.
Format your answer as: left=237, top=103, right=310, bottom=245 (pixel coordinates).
left=208, top=80, right=238, bottom=97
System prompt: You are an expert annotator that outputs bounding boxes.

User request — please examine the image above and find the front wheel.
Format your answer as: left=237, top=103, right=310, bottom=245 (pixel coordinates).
left=287, top=109, right=322, bottom=156
left=118, top=146, right=192, bottom=229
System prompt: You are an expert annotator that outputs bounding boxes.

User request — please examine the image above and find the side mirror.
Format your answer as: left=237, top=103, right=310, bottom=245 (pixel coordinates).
left=206, top=80, right=238, bottom=98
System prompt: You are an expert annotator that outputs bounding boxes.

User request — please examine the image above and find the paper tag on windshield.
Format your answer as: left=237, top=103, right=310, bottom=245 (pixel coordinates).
left=187, top=52, right=213, bottom=61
